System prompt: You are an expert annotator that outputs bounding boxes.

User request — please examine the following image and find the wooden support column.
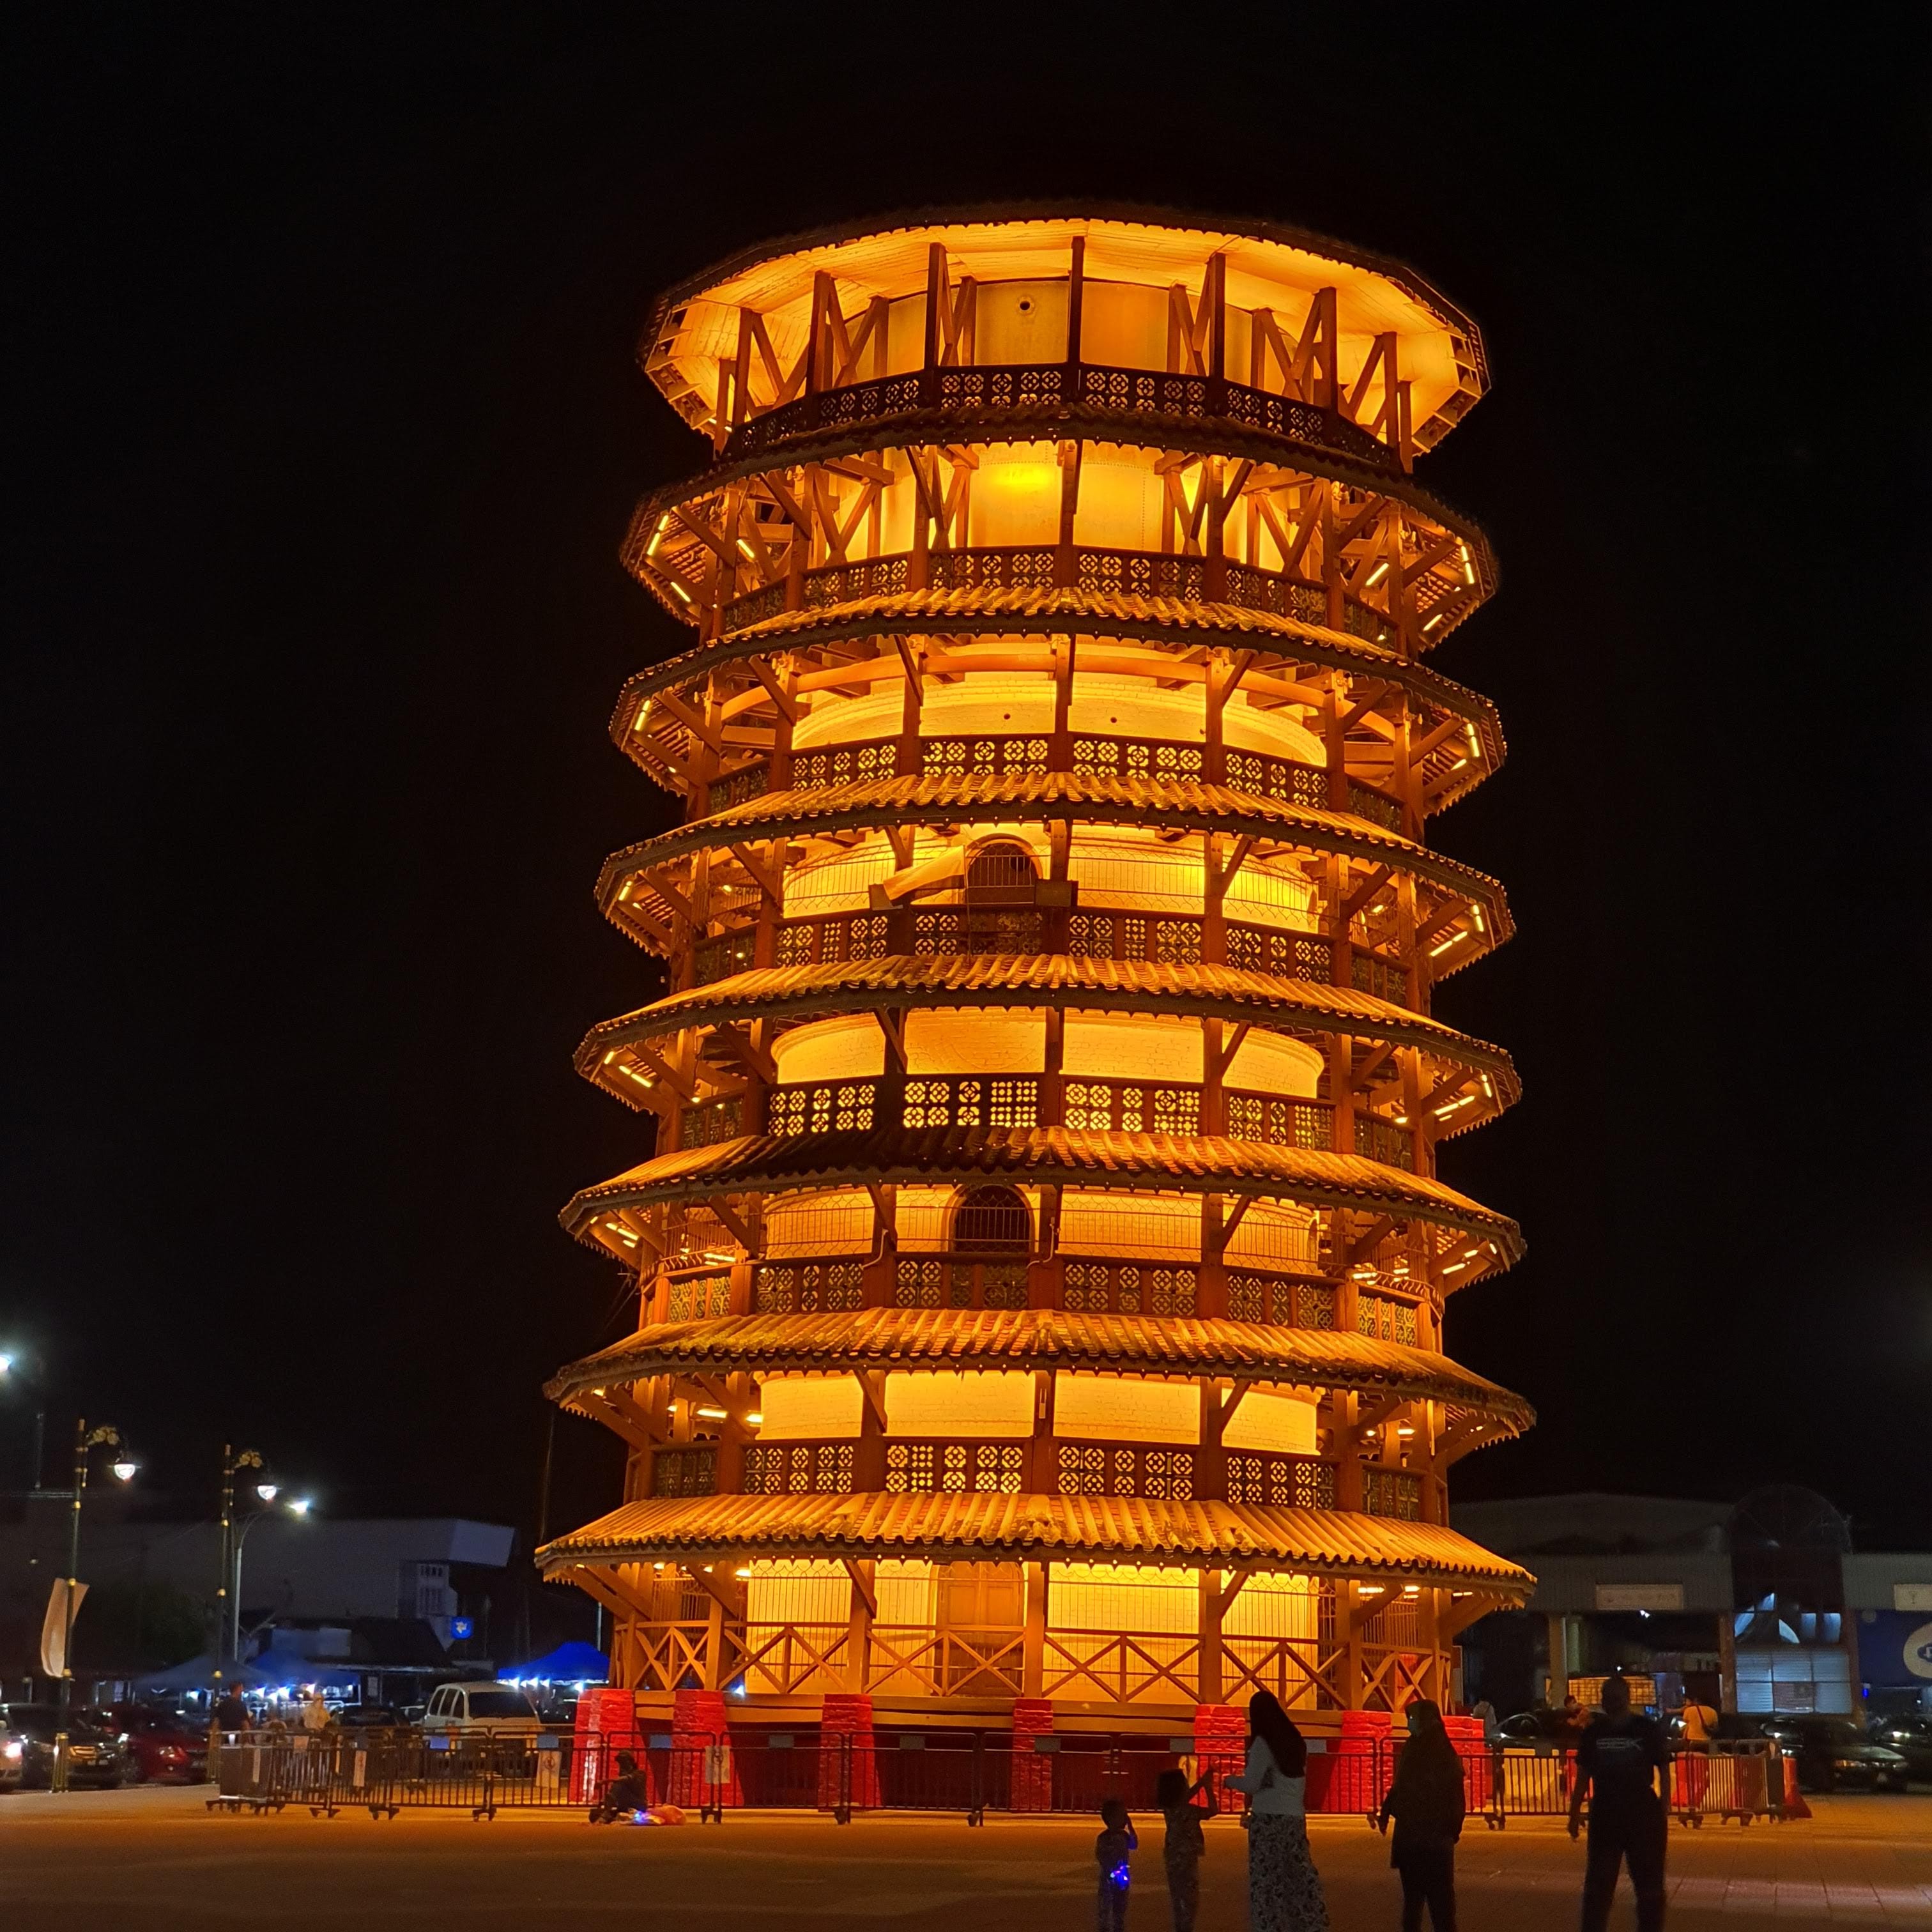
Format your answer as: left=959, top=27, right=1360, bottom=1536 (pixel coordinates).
left=854, top=1370, right=887, bottom=1491
left=1064, top=233, right=1085, bottom=379
left=843, top=1560, right=876, bottom=1692
left=1022, top=1561, right=1048, bottom=1698
left=1199, top=1569, right=1225, bottom=1705
left=895, top=638, right=924, bottom=778
left=1339, top=1579, right=1368, bottom=1711
left=1027, top=1370, right=1057, bottom=1492
left=1330, top=1032, right=1356, bottom=1159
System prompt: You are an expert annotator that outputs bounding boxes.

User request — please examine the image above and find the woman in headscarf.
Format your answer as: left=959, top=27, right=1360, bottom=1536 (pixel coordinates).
left=1376, top=1699, right=1466, bottom=1931
left=1225, top=1689, right=1330, bottom=1931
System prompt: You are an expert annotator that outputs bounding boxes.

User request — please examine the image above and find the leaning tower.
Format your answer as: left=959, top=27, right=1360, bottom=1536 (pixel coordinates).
left=539, top=210, right=1534, bottom=1738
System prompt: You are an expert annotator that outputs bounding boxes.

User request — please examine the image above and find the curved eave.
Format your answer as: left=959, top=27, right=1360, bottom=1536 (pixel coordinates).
left=608, top=596, right=1507, bottom=814
left=537, top=1492, right=1533, bottom=1598
left=544, top=1307, right=1535, bottom=1433
left=595, top=770, right=1513, bottom=963
left=620, top=428, right=1496, bottom=645
left=639, top=201, right=1488, bottom=448
left=574, top=954, right=1521, bottom=1121
left=560, top=1124, right=1523, bottom=1263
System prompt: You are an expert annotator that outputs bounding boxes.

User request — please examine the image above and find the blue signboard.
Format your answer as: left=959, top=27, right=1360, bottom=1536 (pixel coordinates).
left=450, top=1616, right=473, bottom=1641
left=1857, top=1611, right=1932, bottom=1689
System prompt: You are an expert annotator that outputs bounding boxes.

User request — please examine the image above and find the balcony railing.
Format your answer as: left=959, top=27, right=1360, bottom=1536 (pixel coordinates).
left=758, top=906, right=1413, bottom=1006
left=752, top=1257, right=866, bottom=1314
left=893, top=1254, right=1030, bottom=1310
left=769, top=728, right=1405, bottom=829
left=886, top=1439, right=1029, bottom=1495
left=1061, top=1259, right=1199, bottom=1316
left=737, top=1072, right=1415, bottom=1168
left=1225, top=1451, right=1338, bottom=1510
left=721, top=357, right=1399, bottom=471
left=718, top=542, right=1396, bottom=645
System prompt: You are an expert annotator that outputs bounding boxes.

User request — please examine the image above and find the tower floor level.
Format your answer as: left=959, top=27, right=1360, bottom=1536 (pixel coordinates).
left=539, top=208, right=1536, bottom=1733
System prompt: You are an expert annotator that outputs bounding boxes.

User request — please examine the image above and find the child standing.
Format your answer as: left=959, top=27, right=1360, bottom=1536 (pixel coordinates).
left=1155, top=1767, right=1217, bottom=1932
left=1095, top=1796, right=1138, bottom=1931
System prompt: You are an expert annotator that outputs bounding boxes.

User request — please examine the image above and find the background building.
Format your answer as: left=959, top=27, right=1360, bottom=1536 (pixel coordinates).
left=539, top=207, right=1537, bottom=1736
left=0, top=1492, right=518, bottom=1698
left=1453, top=1487, right=1932, bottom=1717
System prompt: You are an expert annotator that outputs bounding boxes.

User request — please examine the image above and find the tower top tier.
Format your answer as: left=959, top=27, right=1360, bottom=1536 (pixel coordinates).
left=642, top=206, right=1488, bottom=461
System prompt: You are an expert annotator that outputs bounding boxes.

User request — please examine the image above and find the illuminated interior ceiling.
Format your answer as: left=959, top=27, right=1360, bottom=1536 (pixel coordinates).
left=540, top=211, right=1534, bottom=1720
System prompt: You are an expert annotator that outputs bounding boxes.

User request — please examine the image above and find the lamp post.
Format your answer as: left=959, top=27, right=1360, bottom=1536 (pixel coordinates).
left=54, top=1418, right=135, bottom=1791
left=213, top=1446, right=265, bottom=1681
left=231, top=1492, right=312, bottom=1666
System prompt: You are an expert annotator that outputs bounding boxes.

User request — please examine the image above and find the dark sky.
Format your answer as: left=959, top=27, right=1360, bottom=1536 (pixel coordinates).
left=4, top=8, right=1926, bottom=1557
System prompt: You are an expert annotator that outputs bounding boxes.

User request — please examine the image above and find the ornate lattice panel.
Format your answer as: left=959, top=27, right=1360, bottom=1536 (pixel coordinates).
left=1056, top=1443, right=1196, bottom=1500
left=885, top=1440, right=1026, bottom=1495
left=1224, top=1271, right=1330, bottom=1328
left=1225, top=1453, right=1337, bottom=1510
left=742, top=1442, right=853, bottom=1496
left=664, top=1272, right=733, bottom=1322
left=753, top=1260, right=864, bottom=1314
left=767, top=1079, right=877, bottom=1135
left=1357, top=1295, right=1420, bottom=1347
left=650, top=1446, right=717, bottom=1499
left=1062, top=1261, right=1197, bottom=1315
left=1363, top=1468, right=1423, bottom=1521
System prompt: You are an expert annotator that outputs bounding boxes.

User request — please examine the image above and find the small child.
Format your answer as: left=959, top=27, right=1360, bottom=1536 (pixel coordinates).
left=1094, top=1795, right=1138, bottom=1931
left=1154, top=1766, right=1217, bottom=1932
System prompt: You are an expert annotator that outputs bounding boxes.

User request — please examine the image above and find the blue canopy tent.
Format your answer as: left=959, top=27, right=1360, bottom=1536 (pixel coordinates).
left=504, top=1640, right=608, bottom=1684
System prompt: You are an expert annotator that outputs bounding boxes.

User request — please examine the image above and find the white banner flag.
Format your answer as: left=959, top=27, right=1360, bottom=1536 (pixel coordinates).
left=40, top=1578, right=86, bottom=1678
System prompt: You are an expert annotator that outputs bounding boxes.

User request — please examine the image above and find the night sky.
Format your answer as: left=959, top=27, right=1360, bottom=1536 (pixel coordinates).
left=4, top=10, right=1926, bottom=1560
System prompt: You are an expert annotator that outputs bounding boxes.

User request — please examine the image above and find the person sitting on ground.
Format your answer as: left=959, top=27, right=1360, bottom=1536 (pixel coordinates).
left=1377, top=1699, right=1466, bottom=1932
left=590, top=1749, right=652, bottom=1824
left=1154, top=1765, right=1216, bottom=1932
left=1094, top=1795, right=1138, bottom=1932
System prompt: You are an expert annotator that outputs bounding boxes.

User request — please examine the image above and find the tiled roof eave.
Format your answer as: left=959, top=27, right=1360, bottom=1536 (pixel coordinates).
left=543, top=1307, right=1535, bottom=1430
left=574, top=954, right=1519, bottom=1097
left=598, top=770, right=1512, bottom=942
left=535, top=1491, right=1535, bottom=1597
left=559, top=1125, right=1522, bottom=1259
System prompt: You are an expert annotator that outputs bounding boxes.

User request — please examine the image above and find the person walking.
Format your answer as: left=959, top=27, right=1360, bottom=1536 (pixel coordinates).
left=1376, top=1699, right=1464, bottom=1931
left=1568, top=1672, right=1670, bottom=1932
left=1226, top=1690, right=1329, bottom=1931
left=1154, top=1765, right=1216, bottom=1932
left=1094, top=1796, right=1138, bottom=1932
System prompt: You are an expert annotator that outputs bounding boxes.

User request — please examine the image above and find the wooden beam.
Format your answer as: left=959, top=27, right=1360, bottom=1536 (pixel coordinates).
left=841, top=1556, right=878, bottom=1620
left=708, top=1198, right=756, bottom=1253
left=728, top=842, right=786, bottom=905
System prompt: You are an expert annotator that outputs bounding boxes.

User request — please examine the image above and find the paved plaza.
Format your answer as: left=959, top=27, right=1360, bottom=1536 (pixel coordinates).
left=1, top=1784, right=1928, bottom=1928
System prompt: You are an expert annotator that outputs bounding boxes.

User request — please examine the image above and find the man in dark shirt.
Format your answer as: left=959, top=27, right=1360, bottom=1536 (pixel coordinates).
left=1568, top=1673, right=1670, bottom=1931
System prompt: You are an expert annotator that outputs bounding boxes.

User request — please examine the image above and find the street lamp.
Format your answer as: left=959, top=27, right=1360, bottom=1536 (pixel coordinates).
left=231, top=1492, right=314, bottom=1667
left=213, top=1446, right=266, bottom=1680
left=54, top=1419, right=132, bottom=1791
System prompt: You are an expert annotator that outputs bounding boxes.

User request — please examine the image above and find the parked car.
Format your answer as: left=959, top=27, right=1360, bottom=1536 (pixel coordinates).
left=1869, top=1713, right=1932, bottom=1782
left=419, top=1683, right=541, bottom=1739
left=98, top=1704, right=209, bottom=1783
left=1733, top=1714, right=1910, bottom=1793
left=1498, top=1708, right=1585, bottom=1745
left=0, top=1706, right=134, bottom=1789
left=334, top=1705, right=408, bottom=1733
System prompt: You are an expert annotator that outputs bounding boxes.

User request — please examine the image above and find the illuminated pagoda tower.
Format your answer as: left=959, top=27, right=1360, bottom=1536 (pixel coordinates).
left=539, top=210, right=1535, bottom=1735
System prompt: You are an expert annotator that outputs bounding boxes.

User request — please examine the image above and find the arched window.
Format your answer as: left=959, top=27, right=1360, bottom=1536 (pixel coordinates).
left=949, top=1184, right=1032, bottom=1254
left=963, top=839, right=1038, bottom=904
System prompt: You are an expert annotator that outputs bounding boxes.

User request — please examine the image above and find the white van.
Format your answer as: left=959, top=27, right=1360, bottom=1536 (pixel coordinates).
left=420, top=1682, right=541, bottom=1738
